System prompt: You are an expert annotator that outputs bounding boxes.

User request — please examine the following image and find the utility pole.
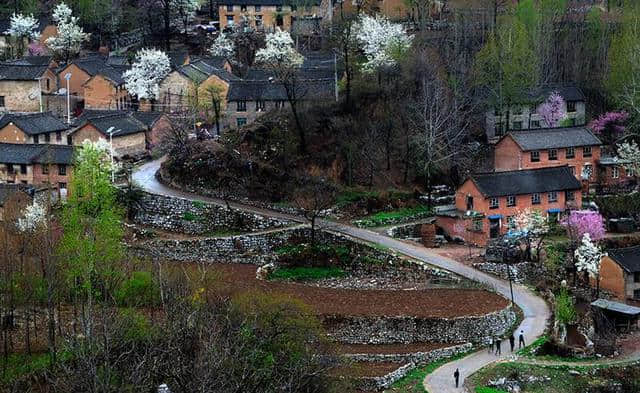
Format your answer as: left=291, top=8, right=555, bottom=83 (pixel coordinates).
left=64, top=73, right=72, bottom=124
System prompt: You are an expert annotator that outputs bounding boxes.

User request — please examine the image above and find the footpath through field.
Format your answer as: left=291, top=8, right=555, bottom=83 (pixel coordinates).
left=132, top=157, right=551, bottom=393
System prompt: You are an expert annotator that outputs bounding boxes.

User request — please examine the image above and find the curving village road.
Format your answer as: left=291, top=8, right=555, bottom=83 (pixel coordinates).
left=132, top=158, right=551, bottom=393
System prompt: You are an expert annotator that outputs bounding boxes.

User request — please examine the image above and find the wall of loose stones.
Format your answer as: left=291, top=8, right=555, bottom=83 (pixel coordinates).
left=472, top=262, right=544, bottom=284
left=132, top=192, right=293, bottom=235
left=324, top=306, right=516, bottom=345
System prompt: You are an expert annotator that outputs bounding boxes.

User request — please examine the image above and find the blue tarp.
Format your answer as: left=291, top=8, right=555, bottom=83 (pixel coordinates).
left=488, top=214, right=503, bottom=219
left=548, top=208, right=563, bottom=213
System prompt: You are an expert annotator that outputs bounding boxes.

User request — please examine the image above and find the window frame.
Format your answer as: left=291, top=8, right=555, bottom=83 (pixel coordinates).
left=20, top=164, right=27, bottom=175
left=565, top=190, right=575, bottom=202
left=506, top=195, right=516, bottom=207
left=512, top=120, right=523, bottom=130
left=0, top=96, right=5, bottom=107
left=42, top=164, right=49, bottom=175
left=226, top=5, right=233, bottom=12
left=583, top=146, right=592, bottom=158
left=531, top=151, right=540, bottom=162
left=566, top=146, right=575, bottom=159
left=255, top=5, right=261, bottom=11
left=612, top=166, right=620, bottom=179
left=548, top=149, right=558, bottom=161
left=567, top=100, right=577, bottom=113
left=236, top=118, right=247, bottom=127
left=531, top=120, right=540, bottom=128
left=58, top=164, right=66, bottom=176
left=256, top=100, right=265, bottom=111
left=531, top=193, right=541, bottom=205
left=489, top=197, right=499, bottom=209
left=236, top=100, right=246, bottom=112
left=548, top=191, right=558, bottom=203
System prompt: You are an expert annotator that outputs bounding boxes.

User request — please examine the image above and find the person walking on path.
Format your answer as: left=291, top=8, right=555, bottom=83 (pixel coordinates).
left=454, top=368, right=460, bottom=388
left=509, top=333, right=515, bottom=352
left=488, top=337, right=494, bottom=354
left=495, top=337, right=502, bottom=355
left=519, top=330, right=526, bottom=349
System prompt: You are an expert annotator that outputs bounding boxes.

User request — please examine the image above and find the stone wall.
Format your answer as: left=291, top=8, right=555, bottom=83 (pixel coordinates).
left=324, top=306, right=516, bottom=345
left=472, top=262, right=543, bottom=284
left=344, top=343, right=472, bottom=364
left=132, top=192, right=293, bottom=235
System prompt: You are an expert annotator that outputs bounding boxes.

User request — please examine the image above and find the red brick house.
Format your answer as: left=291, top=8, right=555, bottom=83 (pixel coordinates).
left=494, top=127, right=602, bottom=188
left=0, top=143, right=73, bottom=194
left=599, top=246, right=640, bottom=300
left=437, top=166, right=582, bottom=246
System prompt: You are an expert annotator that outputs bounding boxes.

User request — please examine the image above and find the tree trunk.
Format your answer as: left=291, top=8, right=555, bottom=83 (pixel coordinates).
left=164, top=4, right=171, bottom=51
left=289, top=101, right=307, bottom=153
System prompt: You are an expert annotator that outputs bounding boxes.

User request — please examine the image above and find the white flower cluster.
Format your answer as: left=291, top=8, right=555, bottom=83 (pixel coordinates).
left=514, top=208, right=549, bottom=237
left=355, top=14, right=413, bottom=73
left=617, top=141, right=640, bottom=176
left=5, top=13, right=40, bottom=40
left=255, top=29, right=303, bottom=67
left=17, top=202, right=47, bottom=233
left=209, top=32, right=235, bottom=58
left=45, top=2, right=89, bottom=57
left=574, top=233, right=606, bottom=278
left=123, top=48, right=171, bottom=100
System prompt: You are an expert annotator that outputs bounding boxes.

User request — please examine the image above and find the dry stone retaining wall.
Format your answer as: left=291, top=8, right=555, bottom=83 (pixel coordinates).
left=324, top=306, right=516, bottom=345
left=472, top=262, right=543, bottom=284
left=344, top=343, right=472, bottom=364
left=132, top=192, right=292, bottom=235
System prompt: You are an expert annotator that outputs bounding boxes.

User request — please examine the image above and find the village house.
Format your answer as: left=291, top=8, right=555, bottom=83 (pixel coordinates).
left=0, top=143, right=73, bottom=193
left=596, top=156, right=637, bottom=193
left=598, top=246, right=640, bottom=301
left=0, top=62, right=51, bottom=112
left=436, top=166, right=582, bottom=246
left=494, top=127, right=602, bottom=188
left=82, top=65, right=131, bottom=110
left=157, top=58, right=238, bottom=116
left=218, top=0, right=332, bottom=32
left=0, top=112, right=70, bottom=145
left=225, top=77, right=335, bottom=129
left=71, top=110, right=173, bottom=156
left=485, top=86, right=587, bottom=143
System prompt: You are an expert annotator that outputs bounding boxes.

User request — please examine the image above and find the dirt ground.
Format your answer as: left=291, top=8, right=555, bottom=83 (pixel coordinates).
left=431, top=243, right=484, bottom=265
left=211, top=264, right=509, bottom=318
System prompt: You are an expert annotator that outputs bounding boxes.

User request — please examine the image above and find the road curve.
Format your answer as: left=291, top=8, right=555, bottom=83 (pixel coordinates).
left=132, top=158, right=551, bottom=393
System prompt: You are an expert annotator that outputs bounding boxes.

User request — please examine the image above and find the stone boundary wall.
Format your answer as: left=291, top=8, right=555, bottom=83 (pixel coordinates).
left=354, top=343, right=472, bottom=391
left=353, top=212, right=434, bottom=228
left=472, top=262, right=543, bottom=284
left=324, top=306, right=516, bottom=345
left=344, top=342, right=472, bottom=364
left=132, top=192, right=292, bottom=235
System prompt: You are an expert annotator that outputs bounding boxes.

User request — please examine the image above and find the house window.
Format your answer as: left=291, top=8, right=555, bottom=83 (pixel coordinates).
left=275, top=100, right=285, bottom=108
left=7, top=164, right=14, bottom=174
left=471, top=217, right=483, bottom=232
left=612, top=166, right=620, bottom=179
left=256, top=100, right=265, bottom=111
left=42, top=164, right=49, bottom=175
left=507, top=216, right=516, bottom=229
left=548, top=191, right=558, bottom=202
left=34, top=134, right=39, bottom=144
left=506, top=195, right=516, bottom=207
left=634, top=289, right=640, bottom=300
left=567, top=101, right=577, bottom=113
left=20, top=164, right=27, bottom=174
left=226, top=5, right=233, bottom=12
left=20, top=180, right=27, bottom=184
left=58, top=164, right=66, bottom=176
left=58, top=182, right=66, bottom=190
left=583, top=146, right=592, bottom=157
left=565, top=190, right=575, bottom=201
left=237, top=118, right=247, bottom=127
left=44, top=133, right=50, bottom=143
left=566, top=147, right=575, bottom=159
left=634, top=272, right=640, bottom=283
left=0, top=96, right=4, bottom=107
left=531, top=120, right=540, bottom=128
left=255, top=5, right=261, bottom=11
left=236, top=100, right=246, bottom=111
left=255, top=15, right=263, bottom=26
left=489, top=197, right=499, bottom=209
left=466, top=195, right=473, bottom=211
left=548, top=149, right=558, bottom=160
left=226, top=15, right=234, bottom=25
left=494, top=122, right=504, bottom=137
left=582, top=164, right=593, bottom=180
left=56, top=131, right=61, bottom=142
left=531, top=193, right=541, bottom=205
left=531, top=151, right=540, bottom=162
left=512, top=121, right=523, bottom=130
left=240, top=5, right=247, bottom=11
left=629, top=167, right=636, bottom=177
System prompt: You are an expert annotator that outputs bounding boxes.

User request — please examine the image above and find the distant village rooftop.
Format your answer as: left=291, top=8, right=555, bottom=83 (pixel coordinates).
left=504, top=127, right=602, bottom=151
left=470, top=166, right=582, bottom=197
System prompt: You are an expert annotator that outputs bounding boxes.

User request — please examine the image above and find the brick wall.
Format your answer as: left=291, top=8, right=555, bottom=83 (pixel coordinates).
left=72, top=124, right=147, bottom=157
left=58, top=64, right=91, bottom=96
left=0, top=80, right=41, bottom=112
left=0, top=124, right=28, bottom=143
left=219, top=5, right=326, bottom=31
left=32, top=163, right=72, bottom=188
left=84, top=75, right=130, bottom=110
left=146, top=115, right=173, bottom=150
left=599, top=256, right=626, bottom=300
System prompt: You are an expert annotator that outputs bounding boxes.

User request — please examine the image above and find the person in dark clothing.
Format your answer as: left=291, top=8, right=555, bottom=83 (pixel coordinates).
left=509, top=333, right=515, bottom=352
left=454, top=368, right=460, bottom=388
left=519, top=330, right=525, bottom=349
left=495, top=337, right=502, bottom=355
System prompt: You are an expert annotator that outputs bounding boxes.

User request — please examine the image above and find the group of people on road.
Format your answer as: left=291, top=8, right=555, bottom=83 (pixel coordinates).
left=452, top=331, right=526, bottom=389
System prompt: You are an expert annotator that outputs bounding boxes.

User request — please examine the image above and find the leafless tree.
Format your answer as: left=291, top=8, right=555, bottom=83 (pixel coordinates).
left=293, top=182, right=336, bottom=245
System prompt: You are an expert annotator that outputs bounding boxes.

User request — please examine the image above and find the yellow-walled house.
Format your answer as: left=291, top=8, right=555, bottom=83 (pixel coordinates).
left=218, top=0, right=332, bottom=32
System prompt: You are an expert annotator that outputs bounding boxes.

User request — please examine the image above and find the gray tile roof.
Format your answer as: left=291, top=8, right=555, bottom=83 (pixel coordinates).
left=217, top=0, right=321, bottom=5
left=608, top=246, right=640, bottom=273
left=0, top=112, right=68, bottom=135
left=471, top=166, right=582, bottom=197
left=72, top=56, right=109, bottom=76
left=591, top=299, right=640, bottom=316
left=0, top=143, right=73, bottom=165
left=507, top=127, right=602, bottom=151
left=195, top=56, right=229, bottom=70
left=227, top=78, right=335, bottom=101
left=73, top=110, right=149, bottom=137
left=176, top=59, right=239, bottom=83
left=0, top=63, right=48, bottom=80
left=6, top=56, right=53, bottom=66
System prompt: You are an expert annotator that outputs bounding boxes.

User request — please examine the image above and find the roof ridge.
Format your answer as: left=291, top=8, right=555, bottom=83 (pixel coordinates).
left=473, top=165, right=570, bottom=177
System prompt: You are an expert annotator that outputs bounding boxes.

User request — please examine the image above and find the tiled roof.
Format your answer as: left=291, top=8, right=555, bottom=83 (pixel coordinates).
left=0, top=112, right=68, bottom=135
left=591, top=299, right=640, bottom=316
left=0, top=143, right=73, bottom=165
left=131, top=112, right=164, bottom=127
left=6, top=56, right=53, bottom=66
left=168, top=50, right=189, bottom=68
left=71, top=56, right=109, bottom=76
left=227, top=78, right=335, bottom=101
left=244, top=67, right=334, bottom=80
left=507, top=127, right=602, bottom=151
left=529, top=86, right=586, bottom=102
left=195, top=56, right=229, bottom=70
left=608, top=246, right=640, bottom=273
left=0, top=184, right=33, bottom=206
left=74, top=110, right=148, bottom=137
left=470, top=166, right=582, bottom=197
left=0, top=63, right=48, bottom=80
left=217, top=0, right=321, bottom=5
left=176, top=59, right=239, bottom=83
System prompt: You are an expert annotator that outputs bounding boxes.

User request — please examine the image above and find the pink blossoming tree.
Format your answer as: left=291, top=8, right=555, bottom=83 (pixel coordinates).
left=561, top=210, right=606, bottom=245
left=537, top=91, right=566, bottom=128
left=588, top=111, right=629, bottom=149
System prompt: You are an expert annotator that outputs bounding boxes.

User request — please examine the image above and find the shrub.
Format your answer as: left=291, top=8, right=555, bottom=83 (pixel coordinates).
left=116, top=271, right=160, bottom=307
left=476, top=388, right=509, bottom=393
left=268, top=266, right=346, bottom=281
left=182, top=211, right=198, bottom=221
left=555, top=288, right=577, bottom=325
left=276, top=244, right=352, bottom=268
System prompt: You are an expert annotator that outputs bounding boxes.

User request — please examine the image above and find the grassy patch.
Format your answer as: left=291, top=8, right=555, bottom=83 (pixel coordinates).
left=0, top=352, right=70, bottom=385
left=268, top=266, right=346, bottom=281
left=182, top=211, right=198, bottom=221
left=355, top=205, right=432, bottom=228
left=192, top=200, right=206, bottom=209
left=385, top=349, right=474, bottom=393
left=517, top=335, right=548, bottom=357
left=476, top=388, right=509, bottom=393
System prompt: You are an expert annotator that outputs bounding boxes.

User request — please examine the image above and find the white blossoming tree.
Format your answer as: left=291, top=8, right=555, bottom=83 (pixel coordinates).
left=255, top=29, right=308, bottom=152
left=123, top=49, right=171, bottom=103
left=45, top=2, right=89, bottom=64
left=617, top=141, right=640, bottom=178
left=209, top=32, right=235, bottom=59
left=5, top=13, right=40, bottom=58
left=354, top=14, right=413, bottom=74
left=574, top=233, right=606, bottom=296
left=513, top=208, right=549, bottom=262
left=16, top=201, right=48, bottom=233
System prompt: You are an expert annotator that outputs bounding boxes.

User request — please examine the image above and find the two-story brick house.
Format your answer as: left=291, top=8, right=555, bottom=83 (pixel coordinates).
left=0, top=63, right=50, bottom=112
left=0, top=112, right=70, bottom=145
left=83, top=65, right=132, bottom=110
left=436, top=166, right=582, bottom=246
left=494, top=127, right=602, bottom=187
left=599, top=246, right=640, bottom=300
left=218, top=0, right=331, bottom=32
left=0, top=143, right=73, bottom=192
left=485, top=86, right=587, bottom=143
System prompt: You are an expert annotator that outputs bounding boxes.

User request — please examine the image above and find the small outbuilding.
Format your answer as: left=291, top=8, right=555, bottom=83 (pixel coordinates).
left=591, top=298, right=640, bottom=332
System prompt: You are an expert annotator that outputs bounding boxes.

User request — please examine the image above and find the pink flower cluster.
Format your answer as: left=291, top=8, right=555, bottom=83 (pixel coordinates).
left=561, top=210, right=606, bottom=243
left=588, top=111, right=628, bottom=135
